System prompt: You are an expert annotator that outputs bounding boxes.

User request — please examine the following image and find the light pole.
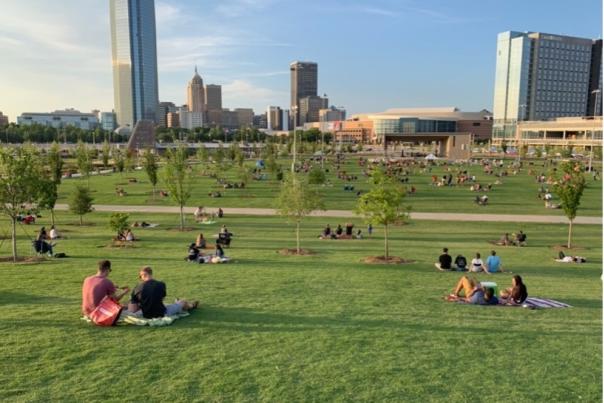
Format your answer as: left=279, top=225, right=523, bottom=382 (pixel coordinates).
left=291, top=105, right=298, bottom=173
left=588, top=89, right=600, bottom=172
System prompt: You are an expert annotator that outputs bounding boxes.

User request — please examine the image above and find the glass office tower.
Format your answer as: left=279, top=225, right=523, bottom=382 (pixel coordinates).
left=492, top=31, right=600, bottom=139
left=110, top=0, right=159, bottom=127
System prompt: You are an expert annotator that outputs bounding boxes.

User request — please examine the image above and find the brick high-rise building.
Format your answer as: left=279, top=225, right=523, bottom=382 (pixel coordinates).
left=187, top=67, right=206, bottom=125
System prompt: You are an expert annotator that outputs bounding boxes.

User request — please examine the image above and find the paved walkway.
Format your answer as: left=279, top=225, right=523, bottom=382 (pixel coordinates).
left=54, top=204, right=602, bottom=225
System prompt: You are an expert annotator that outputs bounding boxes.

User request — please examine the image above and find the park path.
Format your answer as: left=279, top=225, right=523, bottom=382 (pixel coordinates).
left=54, top=204, right=602, bottom=225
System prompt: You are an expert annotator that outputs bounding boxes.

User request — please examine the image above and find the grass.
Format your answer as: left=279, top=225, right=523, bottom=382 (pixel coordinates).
left=56, top=155, right=603, bottom=216
left=0, top=211, right=601, bottom=401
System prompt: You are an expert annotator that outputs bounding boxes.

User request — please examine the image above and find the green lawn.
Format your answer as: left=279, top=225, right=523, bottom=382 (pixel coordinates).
left=0, top=211, right=601, bottom=401
left=56, top=155, right=603, bottom=216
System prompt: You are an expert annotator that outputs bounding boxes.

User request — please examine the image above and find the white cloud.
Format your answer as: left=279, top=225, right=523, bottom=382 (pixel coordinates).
left=223, top=80, right=288, bottom=109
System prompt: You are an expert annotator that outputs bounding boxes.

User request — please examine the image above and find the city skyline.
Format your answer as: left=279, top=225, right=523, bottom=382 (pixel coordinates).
left=0, top=0, right=601, bottom=122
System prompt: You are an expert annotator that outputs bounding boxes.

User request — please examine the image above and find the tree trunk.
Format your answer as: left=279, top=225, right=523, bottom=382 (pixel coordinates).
left=567, top=219, right=573, bottom=249
left=79, top=214, right=83, bottom=226
left=296, top=221, right=300, bottom=254
left=384, top=223, right=389, bottom=261
left=152, top=185, right=156, bottom=200
left=11, top=217, right=17, bottom=263
left=50, top=209, right=55, bottom=226
left=180, top=205, right=185, bottom=231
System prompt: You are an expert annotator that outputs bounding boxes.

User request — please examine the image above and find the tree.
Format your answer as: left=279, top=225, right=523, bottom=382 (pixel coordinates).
left=214, top=144, right=225, bottom=164
left=102, top=140, right=111, bottom=167
left=69, top=185, right=94, bottom=225
left=197, top=144, right=208, bottom=164
left=75, top=141, right=93, bottom=187
left=355, top=169, right=409, bottom=260
left=552, top=161, right=587, bottom=248
left=275, top=172, right=325, bottom=253
left=109, top=213, right=130, bottom=238
left=114, top=148, right=125, bottom=176
left=39, top=178, right=59, bottom=226
left=0, top=147, right=47, bottom=261
left=163, top=146, right=192, bottom=230
left=142, top=149, right=159, bottom=198
left=124, top=150, right=136, bottom=173
left=308, top=166, right=326, bottom=185
left=47, top=142, right=63, bottom=185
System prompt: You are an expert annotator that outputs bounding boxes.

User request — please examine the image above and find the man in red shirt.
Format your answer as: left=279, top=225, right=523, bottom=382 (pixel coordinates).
left=81, top=260, right=129, bottom=316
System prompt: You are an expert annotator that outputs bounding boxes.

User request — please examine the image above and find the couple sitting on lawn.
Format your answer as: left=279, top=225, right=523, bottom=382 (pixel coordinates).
left=448, top=275, right=528, bottom=306
left=187, top=241, right=228, bottom=264
left=435, top=248, right=504, bottom=274
left=82, top=260, right=198, bottom=320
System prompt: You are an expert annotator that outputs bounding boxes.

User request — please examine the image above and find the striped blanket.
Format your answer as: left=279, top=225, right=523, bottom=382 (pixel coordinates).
left=446, top=295, right=571, bottom=309
left=522, top=297, right=571, bottom=309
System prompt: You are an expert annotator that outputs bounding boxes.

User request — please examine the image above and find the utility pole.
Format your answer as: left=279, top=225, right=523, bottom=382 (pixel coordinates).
left=588, top=89, right=600, bottom=172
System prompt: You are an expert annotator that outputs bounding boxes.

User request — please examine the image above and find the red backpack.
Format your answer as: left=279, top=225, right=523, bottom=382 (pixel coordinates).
left=89, top=296, right=123, bottom=326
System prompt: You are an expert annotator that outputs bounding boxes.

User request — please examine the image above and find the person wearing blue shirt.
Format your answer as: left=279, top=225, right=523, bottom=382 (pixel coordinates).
left=485, top=250, right=503, bottom=273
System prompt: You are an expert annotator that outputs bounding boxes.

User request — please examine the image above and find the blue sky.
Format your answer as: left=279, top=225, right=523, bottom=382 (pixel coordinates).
left=0, top=0, right=601, bottom=122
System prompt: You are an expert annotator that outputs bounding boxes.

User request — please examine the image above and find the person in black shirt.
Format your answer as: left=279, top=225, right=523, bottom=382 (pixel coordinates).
left=435, top=247, right=453, bottom=271
left=454, top=254, right=468, bottom=271
left=129, top=267, right=198, bottom=319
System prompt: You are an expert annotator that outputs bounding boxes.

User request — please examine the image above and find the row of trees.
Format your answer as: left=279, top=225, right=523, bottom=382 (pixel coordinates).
left=0, top=124, right=129, bottom=144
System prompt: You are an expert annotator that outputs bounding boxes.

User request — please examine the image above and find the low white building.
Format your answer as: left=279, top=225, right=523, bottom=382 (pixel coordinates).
left=17, top=109, right=99, bottom=130
left=179, top=110, right=204, bottom=130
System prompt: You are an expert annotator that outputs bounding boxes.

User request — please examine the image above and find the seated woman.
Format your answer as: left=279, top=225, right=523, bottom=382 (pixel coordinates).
left=449, top=276, right=498, bottom=305
left=320, top=224, right=332, bottom=239
left=513, top=231, right=527, bottom=246
left=497, top=233, right=511, bottom=246
left=345, top=223, right=354, bottom=236
left=124, top=229, right=136, bottom=242
left=187, top=243, right=201, bottom=262
left=470, top=253, right=485, bottom=273
left=335, top=224, right=343, bottom=238
left=194, top=206, right=204, bottom=222
left=49, top=225, right=60, bottom=240
left=195, top=233, right=207, bottom=249
left=454, top=254, right=467, bottom=271
left=499, top=275, right=528, bottom=304
left=354, top=229, right=363, bottom=239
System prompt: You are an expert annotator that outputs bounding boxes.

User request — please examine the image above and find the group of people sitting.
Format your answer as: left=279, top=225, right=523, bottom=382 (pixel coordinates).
left=187, top=241, right=228, bottom=264
left=193, top=206, right=224, bottom=223
left=474, top=195, right=489, bottom=205
left=319, top=223, right=362, bottom=240
left=435, top=248, right=505, bottom=274
left=448, top=274, right=528, bottom=306
left=82, top=260, right=199, bottom=320
left=496, top=231, right=527, bottom=246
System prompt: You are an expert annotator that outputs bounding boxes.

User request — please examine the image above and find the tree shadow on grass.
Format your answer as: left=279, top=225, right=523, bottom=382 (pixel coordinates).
left=0, top=291, right=70, bottom=305
left=173, top=305, right=593, bottom=337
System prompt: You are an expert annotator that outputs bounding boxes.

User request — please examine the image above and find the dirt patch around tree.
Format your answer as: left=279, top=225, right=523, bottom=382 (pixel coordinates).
left=103, top=240, right=138, bottom=248
left=363, top=256, right=415, bottom=265
left=278, top=248, right=316, bottom=256
left=0, top=256, right=47, bottom=264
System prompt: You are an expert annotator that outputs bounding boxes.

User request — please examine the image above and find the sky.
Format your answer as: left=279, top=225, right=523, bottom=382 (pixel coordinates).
left=0, top=0, right=601, bottom=122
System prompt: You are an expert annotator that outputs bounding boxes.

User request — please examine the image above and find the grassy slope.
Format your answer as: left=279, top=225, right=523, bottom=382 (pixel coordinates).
left=0, top=211, right=600, bottom=401
left=56, top=156, right=603, bottom=216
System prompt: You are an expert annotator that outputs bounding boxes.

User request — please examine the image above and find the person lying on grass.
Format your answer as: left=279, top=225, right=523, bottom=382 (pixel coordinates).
left=555, top=251, right=586, bottom=263
left=499, top=275, right=528, bottom=305
left=82, top=260, right=130, bottom=317
left=128, top=266, right=198, bottom=319
left=449, top=275, right=498, bottom=305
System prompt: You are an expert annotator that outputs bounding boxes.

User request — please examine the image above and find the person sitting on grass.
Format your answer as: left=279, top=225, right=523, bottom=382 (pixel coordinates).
left=194, top=206, right=204, bottom=222
left=435, top=247, right=452, bottom=271
left=513, top=230, right=527, bottom=246
left=35, top=226, right=54, bottom=256
left=499, top=275, right=528, bottom=305
left=215, top=243, right=225, bottom=259
left=497, top=233, right=511, bottom=246
left=354, top=229, right=363, bottom=239
left=320, top=224, right=332, bottom=239
left=485, top=250, right=504, bottom=273
left=195, top=233, right=207, bottom=249
left=470, top=253, right=484, bottom=273
left=187, top=243, right=201, bottom=262
left=81, top=260, right=130, bottom=317
left=449, top=276, right=498, bottom=305
left=49, top=225, right=60, bottom=240
left=454, top=254, right=468, bottom=271
left=128, top=266, right=199, bottom=319
left=124, top=229, right=136, bottom=242
left=335, top=224, right=343, bottom=238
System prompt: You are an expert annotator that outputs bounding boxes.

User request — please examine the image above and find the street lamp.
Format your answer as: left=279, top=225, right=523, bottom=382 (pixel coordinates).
left=291, top=105, right=298, bottom=173
left=588, top=89, right=600, bottom=172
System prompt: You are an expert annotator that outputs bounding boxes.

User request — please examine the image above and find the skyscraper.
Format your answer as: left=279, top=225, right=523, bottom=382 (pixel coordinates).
left=205, top=84, right=222, bottom=111
left=110, top=0, right=159, bottom=128
left=290, top=61, right=318, bottom=126
left=187, top=67, right=206, bottom=115
left=492, top=31, right=602, bottom=137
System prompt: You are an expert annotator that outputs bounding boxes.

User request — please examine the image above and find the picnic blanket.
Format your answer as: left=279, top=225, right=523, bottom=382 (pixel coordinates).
left=81, top=311, right=190, bottom=327
left=445, top=295, right=571, bottom=309
left=199, top=220, right=217, bottom=225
